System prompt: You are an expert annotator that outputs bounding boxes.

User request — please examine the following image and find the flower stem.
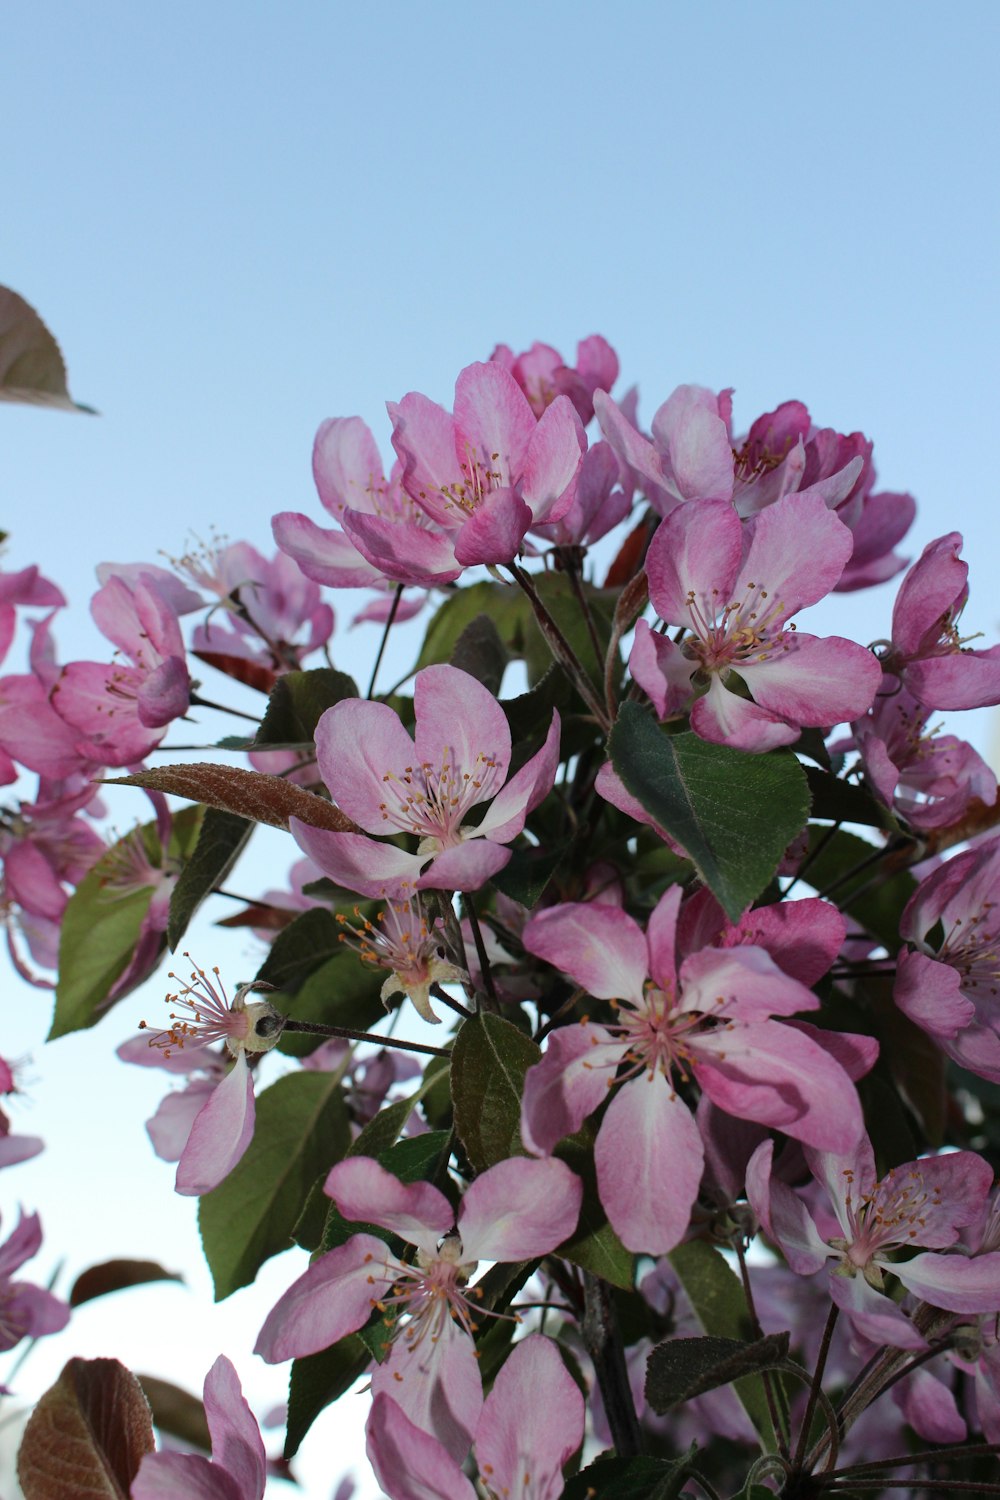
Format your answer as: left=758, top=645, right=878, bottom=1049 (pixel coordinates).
left=279, top=1017, right=449, bottom=1057
left=792, top=1303, right=838, bottom=1472
left=367, top=584, right=404, bottom=699
left=581, top=1272, right=643, bottom=1458
left=463, top=893, right=499, bottom=1013
left=507, top=562, right=610, bottom=730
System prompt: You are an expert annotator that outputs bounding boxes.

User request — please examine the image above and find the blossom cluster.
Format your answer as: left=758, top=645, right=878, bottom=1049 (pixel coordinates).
left=4, top=328, right=1000, bottom=1497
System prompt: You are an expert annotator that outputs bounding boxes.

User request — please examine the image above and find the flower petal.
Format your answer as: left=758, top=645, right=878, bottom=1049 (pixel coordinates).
left=175, top=1053, right=254, bottom=1197
left=456, top=1157, right=582, bottom=1262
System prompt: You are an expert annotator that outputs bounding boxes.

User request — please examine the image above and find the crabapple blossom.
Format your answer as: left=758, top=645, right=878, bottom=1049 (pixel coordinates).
left=0, top=1211, right=69, bottom=1353
left=521, top=886, right=867, bottom=1252
left=335, top=894, right=467, bottom=1024
left=880, top=532, right=1000, bottom=711
left=894, top=835, right=1000, bottom=1080
left=0, top=562, right=64, bottom=668
left=747, top=1134, right=1000, bottom=1349
left=255, top=1155, right=582, bottom=1460
left=490, top=333, right=619, bottom=424
left=138, top=959, right=283, bottom=1195
left=630, top=491, right=881, bottom=750
left=290, top=663, right=560, bottom=899
left=51, top=572, right=191, bottom=765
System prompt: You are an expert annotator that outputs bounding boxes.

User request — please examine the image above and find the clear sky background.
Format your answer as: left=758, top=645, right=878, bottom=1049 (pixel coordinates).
left=1, top=4, right=998, bottom=1496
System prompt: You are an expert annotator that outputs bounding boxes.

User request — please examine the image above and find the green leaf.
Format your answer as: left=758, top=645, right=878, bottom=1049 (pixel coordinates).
left=0, top=286, right=95, bottom=412
left=284, top=1335, right=370, bottom=1459
left=254, top=667, right=358, bottom=748
left=645, top=1331, right=790, bottom=1412
left=254, top=907, right=342, bottom=993
left=562, top=1451, right=698, bottom=1500
left=449, top=613, right=509, bottom=696
left=199, top=1072, right=350, bottom=1299
left=50, top=807, right=203, bottom=1039
left=168, top=807, right=253, bottom=950
left=415, top=581, right=523, bottom=674
left=271, top=948, right=386, bottom=1059
left=668, top=1240, right=774, bottom=1447
left=804, top=765, right=897, bottom=830
left=803, top=827, right=916, bottom=951
left=609, top=706, right=810, bottom=922
left=491, top=839, right=569, bottom=907
left=451, top=1012, right=540, bottom=1170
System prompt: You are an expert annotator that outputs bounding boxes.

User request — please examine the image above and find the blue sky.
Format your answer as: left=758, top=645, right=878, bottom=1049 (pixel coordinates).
left=1, top=3, right=998, bottom=1494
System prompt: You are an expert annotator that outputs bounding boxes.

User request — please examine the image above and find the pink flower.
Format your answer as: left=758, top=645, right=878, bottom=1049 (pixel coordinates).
left=490, top=333, right=619, bottom=424
left=385, top=361, right=585, bottom=569
left=336, top=895, right=467, bottom=1024
left=290, top=664, right=560, bottom=899
left=51, top=573, right=191, bottom=766
left=188, top=541, right=334, bottom=677
left=132, top=1355, right=265, bottom=1500
left=748, top=1134, right=1000, bottom=1349
left=0, top=562, right=64, bottom=668
left=521, top=886, right=866, bottom=1253
left=630, top=492, right=881, bottom=750
left=138, top=959, right=283, bottom=1195
left=255, top=1155, right=582, bottom=1460
left=879, top=532, right=1000, bottom=711
left=273, top=414, right=458, bottom=591
left=0, top=1210, right=69, bottom=1352
left=366, top=1333, right=585, bottom=1500
left=894, top=836, right=1000, bottom=1081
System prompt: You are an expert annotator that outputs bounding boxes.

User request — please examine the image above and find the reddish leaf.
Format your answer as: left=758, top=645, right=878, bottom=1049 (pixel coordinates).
left=603, top=513, right=654, bottom=588
left=215, top=903, right=301, bottom=931
left=0, top=286, right=94, bottom=412
left=18, top=1357, right=154, bottom=1499
left=193, top=649, right=279, bottom=695
left=69, top=1259, right=183, bottom=1308
left=105, top=762, right=357, bottom=833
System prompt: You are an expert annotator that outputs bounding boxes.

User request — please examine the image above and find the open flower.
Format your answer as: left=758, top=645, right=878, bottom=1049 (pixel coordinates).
left=255, top=1155, right=582, bottom=1460
left=139, top=958, right=283, bottom=1195
left=336, top=894, right=467, bottom=1024
left=291, top=664, right=560, bottom=899
left=521, top=886, right=867, bottom=1253
left=748, top=1134, right=1000, bottom=1349
left=630, top=491, right=881, bottom=750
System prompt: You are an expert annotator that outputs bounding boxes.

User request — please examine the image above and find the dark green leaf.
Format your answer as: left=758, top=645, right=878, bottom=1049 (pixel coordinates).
left=449, top=614, right=508, bottom=696
left=168, top=808, right=252, bottom=950
left=609, top=706, right=810, bottom=922
left=415, top=582, right=523, bottom=674
left=254, top=907, right=342, bottom=993
left=667, top=1240, right=774, bottom=1446
left=50, top=807, right=203, bottom=1039
left=646, top=1332, right=790, bottom=1412
left=804, top=765, right=897, bottom=830
left=271, top=947, right=386, bottom=1058
left=254, top=667, right=358, bottom=747
left=451, top=1012, right=540, bottom=1170
left=562, top=1451, right=698, bottom=1500
left=491, top=839, right=570, bottom=908
left=284, top=1335, right=370, bottom=1459
left=199, top=1072, right=350, bottom=1299
left=803, top=827, right=916, bottom=952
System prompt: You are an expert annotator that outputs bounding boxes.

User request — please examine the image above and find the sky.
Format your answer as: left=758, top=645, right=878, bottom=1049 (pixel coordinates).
left=1, top=3, right=999, bottom=1495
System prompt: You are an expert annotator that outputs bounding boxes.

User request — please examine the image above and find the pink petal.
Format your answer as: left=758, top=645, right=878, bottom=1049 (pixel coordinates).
left=415, top=839, right=511, bottom=892
left=174, top=1053, right=255, bottom=1197
left=341, top=508, right=463, bottom=588
left=628, top=622, right=695, bottom=719
left=456, top=1157, right=582, bottom=1262
left=645, top=884, right=682, bottom=991
left=733, top=898, right=846, bottom=986
left=312, top=415, right=386, bottom=518
left=366, top=1393, right=475, bottom=1500
left=736, top=634, right=881, bottom=727
left=645, top=497, right=743, bottom=625
left=203, top=1355, right=266, bottom=1500
left=691, top=677, right=799, bottom=752
left=371, top=1313, right=483, bottom=1463
left=389, top=393, right=461, bottom=529
left=475, top=711, right=560, bottom=843
left=476, top=1335, right=584, bottom=1497
left=523, top=902, right=648, bottom=1004
left=133, top=1452, right=241, bottom=1500
left=414, top=664, right=511, bottom=795
left=271, top=510, right=381, bottom=588
left=290, top=821, right=427, bottom=901
left=453, top=362, right=535, bottom=482
left=519, top=395, right=585, bottom=523
left=894, top=948, right=975, bottom=1040
left=651, top=386, right=734, bottom=503
left=254, top=1232, right=392, bottom=1363
left=315, top=698, right=420, bottom=831
left=595, top=1074, right=704, bottom=1253
left=737, top=492, right=854, bottom=615
left=679, top=945, right=818, bottom=1019
left=520, top=1022, right=622, bottom=1156
left=325, top=1156, right=453, bottom=1255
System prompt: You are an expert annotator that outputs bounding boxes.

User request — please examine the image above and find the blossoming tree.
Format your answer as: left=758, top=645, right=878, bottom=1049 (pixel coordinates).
left=5, top=288, right=1000, bottom=1496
